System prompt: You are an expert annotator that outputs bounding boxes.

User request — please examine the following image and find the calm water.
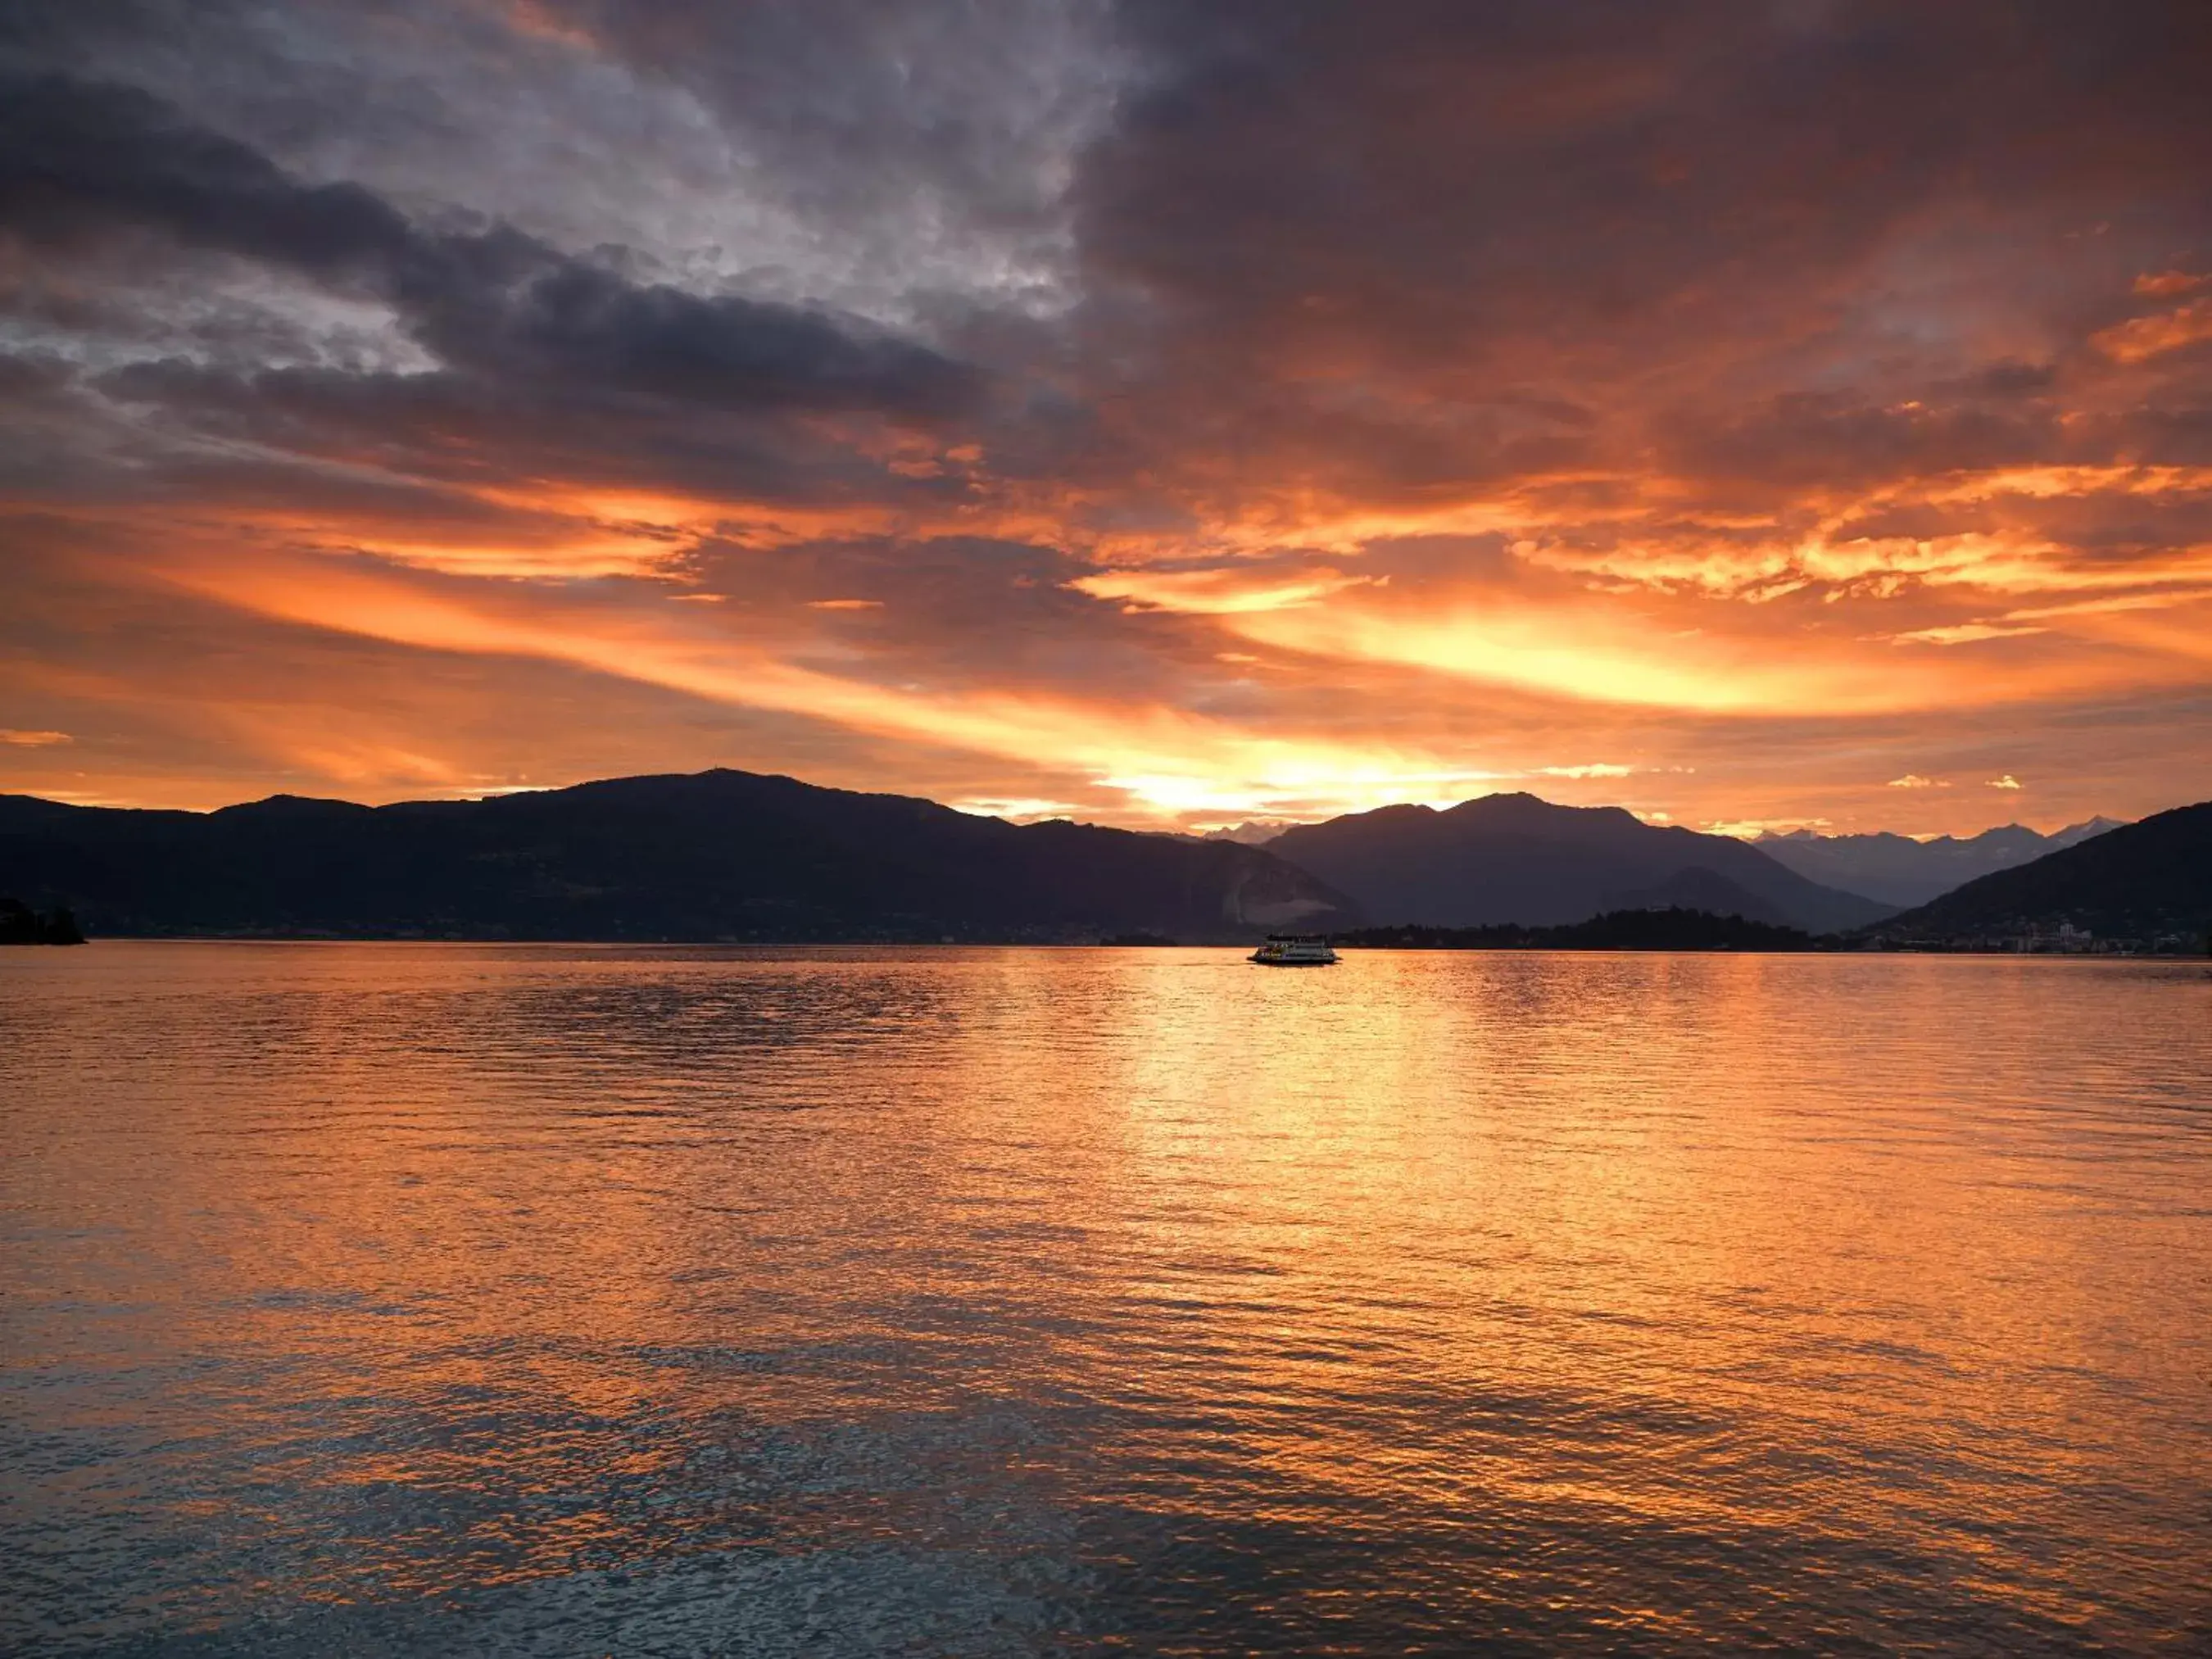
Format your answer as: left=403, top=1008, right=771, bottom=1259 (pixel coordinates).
left=2, top=945, right=2208, bottom=1656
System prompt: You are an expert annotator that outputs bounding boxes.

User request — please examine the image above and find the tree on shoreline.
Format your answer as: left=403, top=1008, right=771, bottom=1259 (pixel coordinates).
left=0, top=898, right=85, bottom=945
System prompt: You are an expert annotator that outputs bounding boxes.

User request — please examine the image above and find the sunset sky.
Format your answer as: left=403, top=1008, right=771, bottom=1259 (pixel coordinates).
left=3, top=1, right=2209, bottom=835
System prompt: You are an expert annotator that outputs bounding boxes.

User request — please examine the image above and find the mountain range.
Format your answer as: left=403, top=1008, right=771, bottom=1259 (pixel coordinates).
left=4, top=768, right=2192, bottom=945
left=1754, top=818, right=2125, bottom=907
left=1874, top=802, right=2212, bottom=943
left=0, top=770, right=1356, bottom=944
left=1267, top=794, right=1895, bottom=934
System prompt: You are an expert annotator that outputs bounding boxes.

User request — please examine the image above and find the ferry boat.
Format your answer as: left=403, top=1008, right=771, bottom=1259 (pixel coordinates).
left=1249, top=934, right=1339, bottom=967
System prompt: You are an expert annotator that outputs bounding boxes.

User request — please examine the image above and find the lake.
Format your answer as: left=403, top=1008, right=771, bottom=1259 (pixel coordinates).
left=2, top=944, right=2208, bottom=1655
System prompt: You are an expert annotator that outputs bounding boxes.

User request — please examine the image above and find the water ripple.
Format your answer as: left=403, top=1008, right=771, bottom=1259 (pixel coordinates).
left=2, top=945, right=2208, bottom=1655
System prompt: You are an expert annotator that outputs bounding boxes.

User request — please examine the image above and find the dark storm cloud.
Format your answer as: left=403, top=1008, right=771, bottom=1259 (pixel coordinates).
left=2, top=0, right=1122, bottom=329
left=15, top=2, right=2202, bottom=519
left=1661, top=395, right=2069, bottom=492
left=82, top=351, right=988, bottom=528
left=0, top=74, right=981, bottom=421
left=1093, top=0, right=2212, bottom=301
left=1063, top=0, right=2212, bottom=505
left=0, top=75, right=417, bottom=282
left=528, top=0, right=1114, bottom=221
left=672, top=530, right=1285, bottom=704
left=2117, top=403, right=2212, bottom=465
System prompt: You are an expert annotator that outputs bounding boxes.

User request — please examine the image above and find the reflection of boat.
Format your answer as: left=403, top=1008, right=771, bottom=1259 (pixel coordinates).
left=1249, top=934, right=1339, bottom=966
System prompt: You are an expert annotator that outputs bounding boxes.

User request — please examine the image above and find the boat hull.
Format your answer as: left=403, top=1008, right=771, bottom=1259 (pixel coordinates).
left=1249, top=936, right=1339, bottom=966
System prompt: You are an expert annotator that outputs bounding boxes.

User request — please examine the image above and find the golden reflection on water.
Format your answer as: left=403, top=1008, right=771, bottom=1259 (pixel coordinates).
left=2, top=944, right=2209, bottom=1654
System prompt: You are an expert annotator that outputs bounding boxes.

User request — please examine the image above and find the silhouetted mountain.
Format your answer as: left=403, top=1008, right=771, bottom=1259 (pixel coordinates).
left=1268, top=793, right=1892, bottom=934
left=1755, top=817, right=2125, bottom=907
left=1873, top=800, right=2212, bottom=942
left=0, top=769, right=1359, bottom=943
left=1341, top=909, right=1816, bottom=952
left=1200, top=822, right=1290, bottom=846
left=1598, top=865, right=1788, bottom=926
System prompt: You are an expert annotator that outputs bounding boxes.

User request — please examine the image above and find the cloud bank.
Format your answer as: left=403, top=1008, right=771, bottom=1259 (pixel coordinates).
left=2, top=0, right=2208, bottom=832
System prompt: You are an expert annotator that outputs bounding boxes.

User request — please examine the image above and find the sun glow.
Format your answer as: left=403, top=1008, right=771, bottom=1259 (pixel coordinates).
left=1218, top=601, right=1948, bottom=714
left=147, top=547, right=1533, bottom=823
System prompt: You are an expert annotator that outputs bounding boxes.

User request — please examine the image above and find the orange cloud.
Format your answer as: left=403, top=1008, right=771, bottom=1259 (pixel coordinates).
left=1220, top=598, right=1943, bottom=712
left=2094, top=300, right=2212, bottom=364
left=1887, top=623, right=2047, bottom=646
left=1071, top=566, right=1378, bottom=614
left=2133, top=270, right=2208, bottom=297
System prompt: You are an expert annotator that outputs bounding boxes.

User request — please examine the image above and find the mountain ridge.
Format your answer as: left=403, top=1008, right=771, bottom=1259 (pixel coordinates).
left=1267, top=792, right=1893, bottom=934
left=10, top=770, right=2179, bottom=945
left=1755, top=817, right=2126, bottom=907
left=0, top=768, right=1358, bottom=943
left=1870, top=800, right=2212, bottom=943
